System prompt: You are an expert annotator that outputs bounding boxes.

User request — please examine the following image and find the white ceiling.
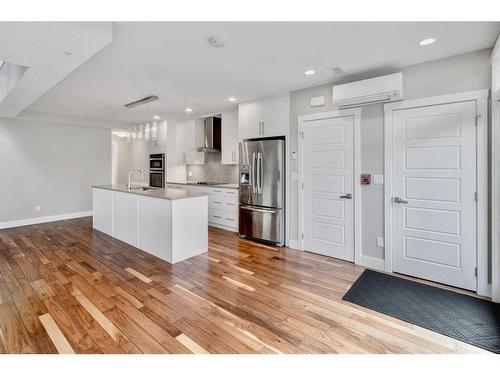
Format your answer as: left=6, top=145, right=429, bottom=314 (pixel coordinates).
left=6, top=22, right=500, bottom=127
left=0, top=22, right=112, bottom=119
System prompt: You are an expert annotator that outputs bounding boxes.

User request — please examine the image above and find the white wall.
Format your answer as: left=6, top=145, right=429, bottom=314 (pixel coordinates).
left=129, top=138, right=149, bottom=184
left=0, top=118, right=111, bottom=223
left=166, top=121, right=188, bottom=183
left=289, top=48, right=492, bottom=261
left=112, top=120, right=169, bottom=186
left=112, top=134, right=131, bottom=185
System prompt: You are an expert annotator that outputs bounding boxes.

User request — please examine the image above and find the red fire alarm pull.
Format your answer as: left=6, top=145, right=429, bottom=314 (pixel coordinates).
left=361, top=174, right=371, bottom=185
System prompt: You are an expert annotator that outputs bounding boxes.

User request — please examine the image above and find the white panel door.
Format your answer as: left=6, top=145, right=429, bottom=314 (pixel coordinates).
left=302, top=115, right=354, bottom=261
left=392, top=101, right=477, bottom=290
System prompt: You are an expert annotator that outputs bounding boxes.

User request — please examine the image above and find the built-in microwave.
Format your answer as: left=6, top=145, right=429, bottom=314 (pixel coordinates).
left=149, top=153, right=164, bottom=170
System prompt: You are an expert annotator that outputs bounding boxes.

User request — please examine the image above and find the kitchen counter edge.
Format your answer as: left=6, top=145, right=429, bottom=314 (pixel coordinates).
left=92, top=185, right=208, bottom=200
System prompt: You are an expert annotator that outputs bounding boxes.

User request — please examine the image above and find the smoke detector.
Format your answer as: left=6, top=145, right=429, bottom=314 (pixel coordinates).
left=208, top=37, right=225, bottom=48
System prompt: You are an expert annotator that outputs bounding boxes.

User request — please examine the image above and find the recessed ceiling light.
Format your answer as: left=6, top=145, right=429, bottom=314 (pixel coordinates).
left=305, top=70, right=315, bottom=76
left=153, top=115, right=160, bottom=120
left=184, top=108, right=193, bottom=113
left=419, top=38, right=437, bottom=46
left=228, top=97, right=237, bottom=102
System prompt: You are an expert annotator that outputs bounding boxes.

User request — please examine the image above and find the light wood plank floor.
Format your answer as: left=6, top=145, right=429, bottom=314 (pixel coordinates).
left=0, top=217, right=488, bottom=354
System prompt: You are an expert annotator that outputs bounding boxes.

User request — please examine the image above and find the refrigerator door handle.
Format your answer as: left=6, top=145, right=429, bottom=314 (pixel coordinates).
left=250, top=152, right=257, bottom=194
left=240, top=205, right=278, bottom=214
left=257, top=152, right=263, bottom=194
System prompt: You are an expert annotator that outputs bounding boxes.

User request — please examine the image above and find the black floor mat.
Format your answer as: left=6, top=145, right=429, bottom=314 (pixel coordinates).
left=343, top=269, right=500, bottom=353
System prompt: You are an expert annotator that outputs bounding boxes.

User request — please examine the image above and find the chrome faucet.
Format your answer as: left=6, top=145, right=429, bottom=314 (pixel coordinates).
left=128, top=168, right=144, bottom=190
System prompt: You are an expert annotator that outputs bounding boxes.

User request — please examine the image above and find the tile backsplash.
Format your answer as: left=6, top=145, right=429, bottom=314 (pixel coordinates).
left=186, top=153, right=238, bottom=183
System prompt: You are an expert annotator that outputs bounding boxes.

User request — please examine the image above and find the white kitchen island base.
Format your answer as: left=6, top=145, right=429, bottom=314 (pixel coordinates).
left=93, top=186, right=208, bottom=264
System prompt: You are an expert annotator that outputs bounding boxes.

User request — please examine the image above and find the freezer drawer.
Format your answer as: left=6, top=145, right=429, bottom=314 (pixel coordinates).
left=239, top=205, right=283, bottom=245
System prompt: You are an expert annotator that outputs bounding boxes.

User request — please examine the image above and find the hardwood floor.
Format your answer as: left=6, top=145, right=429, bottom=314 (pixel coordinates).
left=0, top=217, right=487, bottom=354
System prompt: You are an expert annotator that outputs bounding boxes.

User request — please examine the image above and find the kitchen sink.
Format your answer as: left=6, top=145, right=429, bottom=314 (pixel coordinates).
left=129, top=186, right=156, bottom=191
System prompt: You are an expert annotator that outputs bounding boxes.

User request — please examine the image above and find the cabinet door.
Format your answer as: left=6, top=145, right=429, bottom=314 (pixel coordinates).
left=260, top=95, right=289, bottom=136
left=238, top=102, right=262, bottom=140
left=221, top=111, right=239, bottom=164
left=112, top=191, right=138, bottom=247
left=93, top=188, right=112, bottom=235
left=137, top=195, right=172, bottom=263
left=178, top=119, right=204, bottom=160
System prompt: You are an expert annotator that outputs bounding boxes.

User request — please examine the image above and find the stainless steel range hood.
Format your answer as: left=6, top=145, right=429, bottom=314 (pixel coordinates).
left=193, top=116, right=221, bottom=152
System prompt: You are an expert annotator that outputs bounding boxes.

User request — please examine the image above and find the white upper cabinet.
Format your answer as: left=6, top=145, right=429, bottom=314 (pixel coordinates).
left=238, top=102, right=261, bottom=140
left=177, top=118, right=204, bottom=164
left=238, top=94, right=289, bottom=140
left=221, top=110, right=239, bottom=164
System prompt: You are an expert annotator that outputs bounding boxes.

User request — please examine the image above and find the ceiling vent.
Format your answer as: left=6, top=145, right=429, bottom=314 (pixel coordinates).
left=124, top=95, right=159, bottom=109
left=332, top=72, right=403, bottom=108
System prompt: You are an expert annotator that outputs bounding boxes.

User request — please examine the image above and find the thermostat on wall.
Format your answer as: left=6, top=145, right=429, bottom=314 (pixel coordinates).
left=310, top=96, right=326, bottom=107
left=361, top=174, right=371, bottom=185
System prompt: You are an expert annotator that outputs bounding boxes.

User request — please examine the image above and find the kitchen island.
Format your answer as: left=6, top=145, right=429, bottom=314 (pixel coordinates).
left=92, top=185, right=208, bottom=264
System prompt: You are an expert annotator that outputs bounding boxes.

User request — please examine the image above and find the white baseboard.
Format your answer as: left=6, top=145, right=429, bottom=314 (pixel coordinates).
left=288, top=239, right=301, bottom=250
left=0, top=211, right=93, bottom=229
left=356, top=254, right=385, bottom=271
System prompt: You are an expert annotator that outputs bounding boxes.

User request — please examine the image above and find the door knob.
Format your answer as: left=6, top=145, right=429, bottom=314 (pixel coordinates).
left=393, top=196, right=408, bottom=204
left=340, top=193, right=352, bottom=199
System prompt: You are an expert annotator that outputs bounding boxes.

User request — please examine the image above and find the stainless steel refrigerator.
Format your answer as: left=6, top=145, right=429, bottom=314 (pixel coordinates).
left=239, top=139, right=284, bottom=246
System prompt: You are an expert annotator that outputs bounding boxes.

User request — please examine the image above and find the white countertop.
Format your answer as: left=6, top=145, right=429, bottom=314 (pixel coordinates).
left=93, top=184, right=208, bottom=200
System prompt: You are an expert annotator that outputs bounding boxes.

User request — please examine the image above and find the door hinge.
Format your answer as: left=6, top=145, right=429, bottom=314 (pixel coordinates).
left=301, top=182, right=304, bottom=189
left=300, top=131, right=304, bottom=139
left=474, top=192, right=478, bottom=202
left=475, top=114, right=481, bottom=126
left=301, top=233, right=304, bottom=239
left=475, top=267, right=478, bottom=277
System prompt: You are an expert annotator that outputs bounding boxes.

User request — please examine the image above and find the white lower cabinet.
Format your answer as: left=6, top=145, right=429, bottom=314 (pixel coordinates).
left=112, top=191, right=138, bottom=246
left=92, top=188, right=113, bottom=235
left=167, top=184, right=239, bottom=232
left=137, top=196, right=172, bottom=262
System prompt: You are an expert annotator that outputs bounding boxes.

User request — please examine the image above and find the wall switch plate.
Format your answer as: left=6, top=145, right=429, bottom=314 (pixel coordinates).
left=373, top=174, right=384, bottom=184
left=188, top=171, right=193, bottom=177
left=376, top=236, right=384, bottom=247
left=35, top=205, right=41, bottom=212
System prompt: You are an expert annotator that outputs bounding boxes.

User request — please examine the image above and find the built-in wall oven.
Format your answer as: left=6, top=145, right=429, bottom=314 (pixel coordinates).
left=149, top=153, right=165, bottom=188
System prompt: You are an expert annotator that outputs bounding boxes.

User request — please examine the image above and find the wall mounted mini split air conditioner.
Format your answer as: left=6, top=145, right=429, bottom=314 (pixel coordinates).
left=332, top=72, right=404, bottom=108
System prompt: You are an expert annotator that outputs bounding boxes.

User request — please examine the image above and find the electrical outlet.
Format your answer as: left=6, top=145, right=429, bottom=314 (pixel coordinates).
left=35, top=205, right=41, bottom=212
left=376, top=236, right=384, bottom=247
left=188, top=171, right=193, bottom=177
